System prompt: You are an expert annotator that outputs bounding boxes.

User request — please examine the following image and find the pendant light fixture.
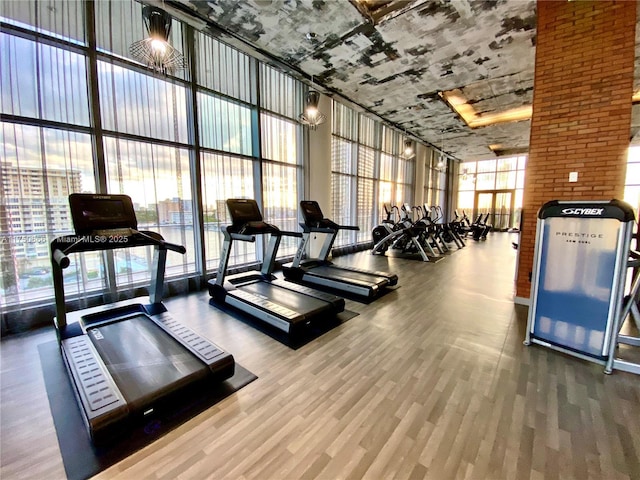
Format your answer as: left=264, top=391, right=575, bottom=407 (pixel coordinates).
left=299, top=89, right=326, bottom=130
left=130, top=5, right=186, bottom=75
left=403, top=130, right=414, bottom=158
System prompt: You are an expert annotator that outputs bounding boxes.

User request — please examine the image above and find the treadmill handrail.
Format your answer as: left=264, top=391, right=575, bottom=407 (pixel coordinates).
left=300, top=222, right=360, bottom=233
left=281, top=230, right=303, bottom=238
left=51, top=229, right=182, bottom=257
left=51, top=228, right=186, bottom=328
left=135, top=230, right=186, bottom=254
left=299, top=224, right=335, bottom=234
left=230, top=232, right=256, bottom=242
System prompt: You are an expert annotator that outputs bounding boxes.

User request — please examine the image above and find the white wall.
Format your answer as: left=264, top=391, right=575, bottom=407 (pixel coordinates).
left=305, top=94, right=332, bottom=258
left=306, top=94, right=332, bottom=216
left=413, top=143, right=428, bottom=207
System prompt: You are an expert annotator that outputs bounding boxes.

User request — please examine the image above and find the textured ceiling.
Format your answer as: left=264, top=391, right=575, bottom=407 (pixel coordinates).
left=175, top=0, right=640, bottom=161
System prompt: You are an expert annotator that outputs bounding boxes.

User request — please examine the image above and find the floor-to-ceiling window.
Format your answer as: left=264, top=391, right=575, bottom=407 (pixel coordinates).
left=195, top=30, right=255, bottom=269
left=259, top=64, right=304, bottom=257
left=331, top=102, right=358, bottom=247
left=625, top=146, right=640, bottom=220
left=0, top=0, right=306, bottom=315
left=1, top=1, right=97, bottom=307
left=331, top=101, right=416, bottom=247
left=456, top=156, right=526, bottom=230
left=423, top=149, right=447, bottom=215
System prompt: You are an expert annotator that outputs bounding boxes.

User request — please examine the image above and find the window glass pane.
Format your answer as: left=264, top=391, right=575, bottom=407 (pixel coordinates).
left=358, top=146, right=375, bottom=178
left=515, top=189, right=524, bottom=228
left=623, top=185, right=639, bottom=218
left=516, top=169, right=525, bottom=189
left=198, top=92, right=252, bottom=155
left=625, top=147, right=640, bottom=219
left=263, top=163, right=299, bottom=256
left=260, top=64, right=303, bottom=119
left=431, top=167, right=442, bottom=192
left=1, top=0, right=86, bottom=44
left=457, top=191, right=474, bottom=211
left=397, top=158, right=413, bottom=185
left=515, top=189, right=524, bottom=209
left=497, top=157, right=517, bottom=171
left=380, top=153, right=393, bottom=181
left=331, top=173, right=355, bottom=247
left=517, top=155, right=527, bottom=170
left=378, top=180, right=393, bottom=215
left=476, top=159, right=496, bottom=174
left=476, top=172, right=495, bottom=190
left=1, top=34, right=90, bottom=126
left=196, top=32, right=251, bottom=102
left=381, top=126, right=395, bottom=154
left=460, top=162, right=476, bottom=175
left=331, top=137, right=355, bottom=175
left=394, top=184, right=405, bottom=205
left=458, top=174, right=476, bottom=192
left=496, top=171, right=517, bottom=189
left=356, top=178, right=374, bottom=243
left=359, top=115, right=377, bottom=147
left=625, top=162, right=640, bottom=185
left=99, top=61, right=188, bottom=142
left=95, top=0, right=186, bottom=80
left=1, top=123, right=96, bottom=308
left=332, top=101, right=357, bottom=140
left=201, top=152, right=255, bottom=270
left=103, top=137, right=195, bottom=281
left=261, top=114, right=299, bottom=164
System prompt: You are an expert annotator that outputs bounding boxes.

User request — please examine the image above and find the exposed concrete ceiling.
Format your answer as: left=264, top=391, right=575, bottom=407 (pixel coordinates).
left=174, top=0, right=640, bottom=161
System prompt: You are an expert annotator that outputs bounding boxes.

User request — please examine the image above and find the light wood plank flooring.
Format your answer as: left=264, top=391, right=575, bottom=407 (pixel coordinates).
left=1, top=233, right=639, bottom=479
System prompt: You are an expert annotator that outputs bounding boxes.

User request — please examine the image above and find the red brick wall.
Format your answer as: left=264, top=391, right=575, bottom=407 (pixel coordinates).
left=516, top=0, right=636, bottom=300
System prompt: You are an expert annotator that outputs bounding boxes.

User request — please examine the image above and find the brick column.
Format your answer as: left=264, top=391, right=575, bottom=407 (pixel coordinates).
left=515, top=0, right=636, bottom=301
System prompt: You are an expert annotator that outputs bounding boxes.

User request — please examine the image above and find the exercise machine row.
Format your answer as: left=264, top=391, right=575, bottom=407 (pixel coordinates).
left=208, top=199, right=345, bottom=336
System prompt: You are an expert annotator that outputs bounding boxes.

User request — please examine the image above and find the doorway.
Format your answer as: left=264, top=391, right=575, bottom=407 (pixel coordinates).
left=474, top=190, right=515, bottom=231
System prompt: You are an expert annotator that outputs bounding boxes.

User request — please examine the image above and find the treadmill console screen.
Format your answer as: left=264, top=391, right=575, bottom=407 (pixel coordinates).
left=69, top=194, right=138, bottom=234
left=227, top=199, right=263, bottom=228
left=300, top=201, right=324, bottom=224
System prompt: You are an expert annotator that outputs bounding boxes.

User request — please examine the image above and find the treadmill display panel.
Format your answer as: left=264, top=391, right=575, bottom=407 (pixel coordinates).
left=227, top=199, right=263, bottom=229
left=70, top=194, right=137, bottom=234
left=300, top=201, right=324, bottom=224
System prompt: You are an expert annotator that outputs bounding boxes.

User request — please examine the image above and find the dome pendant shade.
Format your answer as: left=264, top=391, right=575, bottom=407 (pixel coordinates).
left=299, top=90, right=327, bottom=130
left=130, top=6, right=186, bottom=74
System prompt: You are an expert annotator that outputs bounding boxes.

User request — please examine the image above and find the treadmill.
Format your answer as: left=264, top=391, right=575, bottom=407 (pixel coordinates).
left=208, top=199, right=344, bottom=335
left=51, top=194, right=234, bottom=443
left=281, top=201, right=398, bottom=299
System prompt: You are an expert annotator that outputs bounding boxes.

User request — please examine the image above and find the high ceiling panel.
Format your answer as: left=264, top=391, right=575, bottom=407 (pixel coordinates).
left=178, top=0, right=640, bottom=158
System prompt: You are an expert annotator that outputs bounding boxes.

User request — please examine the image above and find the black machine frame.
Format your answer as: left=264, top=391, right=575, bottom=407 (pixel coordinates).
left=208, top=199, right=345, bottom=335
left=51, top=194, right=235, bottom=443
left=282, top=201, right=398, bottom=299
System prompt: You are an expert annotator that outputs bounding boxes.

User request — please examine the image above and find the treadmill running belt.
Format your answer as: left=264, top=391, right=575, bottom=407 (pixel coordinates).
left=241, top=281, right=333, bottom=316
left=88, top=315, right=208, bottom=408
left=306, top=265, right=389, bottom=286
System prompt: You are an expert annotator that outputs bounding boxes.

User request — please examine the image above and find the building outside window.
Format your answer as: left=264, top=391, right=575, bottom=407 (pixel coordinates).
left=456, top=156, right=526, bottom=230
left=0, top=0, right=306, bottom=315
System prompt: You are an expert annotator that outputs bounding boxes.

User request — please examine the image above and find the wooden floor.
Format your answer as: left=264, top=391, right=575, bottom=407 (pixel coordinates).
left=2, top=233, right=639, bottom=480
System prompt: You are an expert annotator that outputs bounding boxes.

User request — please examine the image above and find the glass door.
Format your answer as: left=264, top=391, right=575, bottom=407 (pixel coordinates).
left=494, top=192, right=513, bottom=230
left=476, top=192, right=494, bottom=226
left=474, top=190, right=515, bottom=231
